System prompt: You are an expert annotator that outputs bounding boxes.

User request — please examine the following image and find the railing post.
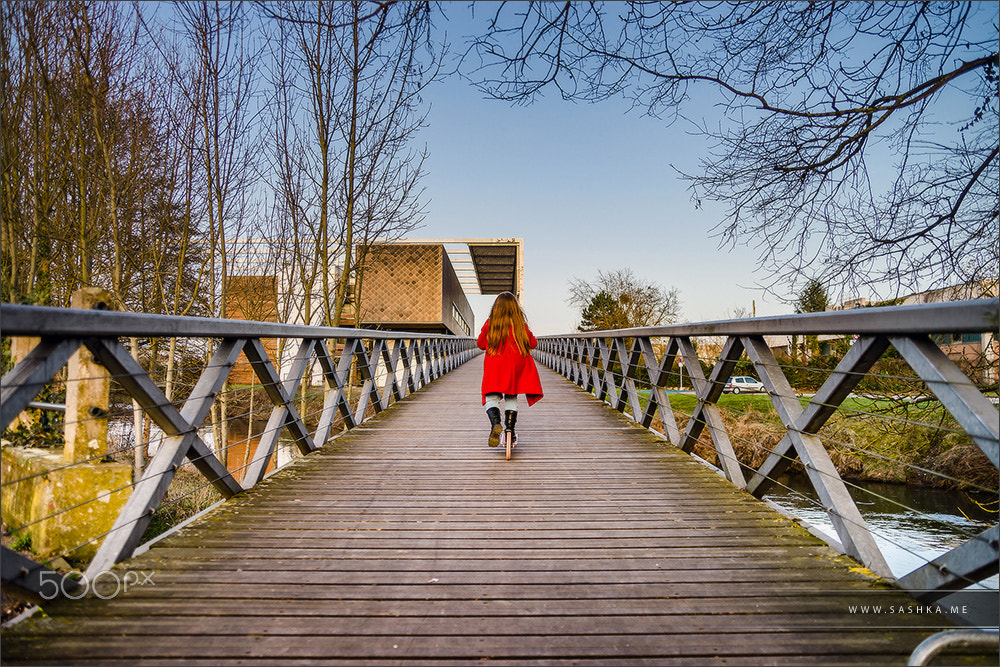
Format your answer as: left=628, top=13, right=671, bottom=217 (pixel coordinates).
left=1, top=288, right=132, bottom=565
left=740, top=335, right=893, bottom=578
left=8, top=335, right=41, bottom=430
left=64, top=287, right=113, bottom=464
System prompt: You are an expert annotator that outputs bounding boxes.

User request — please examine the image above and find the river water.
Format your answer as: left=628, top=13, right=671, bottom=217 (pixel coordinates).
left=764, top=476, right=996, bottom=579
left=764, top=475, right=998, bottom=625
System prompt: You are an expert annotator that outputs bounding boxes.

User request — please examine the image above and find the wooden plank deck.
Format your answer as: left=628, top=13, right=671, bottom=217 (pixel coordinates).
left=1, top=361, right=974, bottom=665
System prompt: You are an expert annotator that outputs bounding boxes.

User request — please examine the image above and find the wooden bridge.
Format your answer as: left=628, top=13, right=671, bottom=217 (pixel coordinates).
left=1, top=361, right=977, bottom=666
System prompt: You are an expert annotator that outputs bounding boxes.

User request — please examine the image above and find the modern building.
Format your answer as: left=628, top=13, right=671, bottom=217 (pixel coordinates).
left=355, top=238, right=522, bottom=336
left=356, top=243, right=473, bottom=336
left=224, top=237, right=523, bottom=337
left=226, top=275, right=279, bottom=386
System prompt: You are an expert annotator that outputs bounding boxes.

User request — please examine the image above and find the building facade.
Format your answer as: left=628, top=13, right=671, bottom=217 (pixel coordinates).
left=357, top=243, right=473, bottom=336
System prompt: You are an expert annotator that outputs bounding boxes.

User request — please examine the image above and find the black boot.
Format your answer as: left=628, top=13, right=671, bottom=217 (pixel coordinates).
left=504, top=410, right=518, bottom=447
left=486, top=407, right=502, bottom=447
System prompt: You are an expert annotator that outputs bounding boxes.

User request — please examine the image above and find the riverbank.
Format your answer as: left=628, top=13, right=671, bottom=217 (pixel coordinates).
left=662, top=392, right=998, bottom=493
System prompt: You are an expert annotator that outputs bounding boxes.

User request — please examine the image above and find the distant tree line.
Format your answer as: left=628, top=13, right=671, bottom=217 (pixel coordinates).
left=0, top=1, right=440, bottom=458
left=4, top=1, right=996, bottom=323
left=1, top=0, right=437, bottom=330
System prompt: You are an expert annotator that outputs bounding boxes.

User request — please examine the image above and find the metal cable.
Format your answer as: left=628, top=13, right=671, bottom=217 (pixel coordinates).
left=557, top=342, right=997, bottom=591
left=2, top=334, right=459, bottom=571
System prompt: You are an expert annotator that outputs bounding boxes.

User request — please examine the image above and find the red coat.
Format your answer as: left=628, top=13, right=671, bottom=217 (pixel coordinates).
left=477, top=319, right=544, bottom=406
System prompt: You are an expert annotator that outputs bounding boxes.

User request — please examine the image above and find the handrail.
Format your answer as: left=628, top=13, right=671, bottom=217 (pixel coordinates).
left=541, top=299, right=997, bottom=338
left=535, top=298, right=999, bottom=595
left=0, top=303, right=466, bottom=339
left=1, top=303, right=478, bottom=590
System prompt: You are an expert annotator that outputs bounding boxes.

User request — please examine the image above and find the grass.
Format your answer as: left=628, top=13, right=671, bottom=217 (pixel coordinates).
left=637, top=391, right=783, bottom=422
left=627, top=387, right=995, bottom=491
left=10, top=531, right=32, bottom=553
left=644, top=391, right=953, bottom=424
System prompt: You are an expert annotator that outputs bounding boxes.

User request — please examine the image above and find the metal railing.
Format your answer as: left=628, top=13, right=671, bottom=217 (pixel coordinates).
left=1, top=303, right=477, bottom=594
left=535, top=299, right=999, bottom=598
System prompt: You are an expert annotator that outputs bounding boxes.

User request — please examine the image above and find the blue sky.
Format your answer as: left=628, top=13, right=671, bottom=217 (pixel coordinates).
left=412, top=7, right=816, bottom=335
left=406, top=3, right=997, bottom=336
left=418, top=76, right=766, bottom=335
left=134, top=2, right=996, bottom=335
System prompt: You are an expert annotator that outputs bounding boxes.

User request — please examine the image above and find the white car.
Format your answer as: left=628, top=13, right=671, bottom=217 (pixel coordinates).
left=724, top=376, right=765, bottom=394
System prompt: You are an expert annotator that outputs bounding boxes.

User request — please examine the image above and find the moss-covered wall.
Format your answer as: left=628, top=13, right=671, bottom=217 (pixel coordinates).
left=1, top=445, right=131, bottom=564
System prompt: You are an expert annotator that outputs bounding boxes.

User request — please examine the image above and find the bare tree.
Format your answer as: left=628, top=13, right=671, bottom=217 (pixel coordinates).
left=66, top=2, right=144, bottom=306
left=140, top=1, right=266, bottom=464
left=334, top=0, right=436, bottom=327
left=68, top=1, right=161, bottom=480
left=0, top=1, right=36, bottom=303
left=263, top=33, right=322, bottom=330
left=2, top=2, right=76, bottom=305
left=568, top=267, right=681, bottom=331
left=262, top=0, right=349, bottom=329
left=262, top=0, right=440, bottom=326
left=168, top=0, right=263, bottom=321
left=2, top=2, right=208, bottom=311
left=467, top=2, right=999, bottom=301
left=350, top=149, right=428, bottom=328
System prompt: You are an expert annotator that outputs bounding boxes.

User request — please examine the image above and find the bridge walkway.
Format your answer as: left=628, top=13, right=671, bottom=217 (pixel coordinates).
left=1, top=363, right=963, bottom=665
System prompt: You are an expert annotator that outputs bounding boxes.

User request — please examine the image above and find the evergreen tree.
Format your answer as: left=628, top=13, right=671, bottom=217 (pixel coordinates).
left=795, top=279, right=830, bottom=314
left=794, top=278, right=831, bottom=359
left=579, top=291, right=626, bottom=331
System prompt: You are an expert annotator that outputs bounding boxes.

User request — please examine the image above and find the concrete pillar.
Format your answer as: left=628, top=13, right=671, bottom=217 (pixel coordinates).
left=63, top=287, right=113, bottom=464
left=10, top=336, right=42, bottom=429
left=1, top=287, right=131, bottom=564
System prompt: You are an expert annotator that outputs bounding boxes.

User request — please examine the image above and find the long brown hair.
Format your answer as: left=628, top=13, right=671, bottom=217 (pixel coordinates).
left=486, top=292, right=530, bottom=356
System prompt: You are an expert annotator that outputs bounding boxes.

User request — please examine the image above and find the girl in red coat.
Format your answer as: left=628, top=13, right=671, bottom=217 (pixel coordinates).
left=477, top=291, right=543, bottom=448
